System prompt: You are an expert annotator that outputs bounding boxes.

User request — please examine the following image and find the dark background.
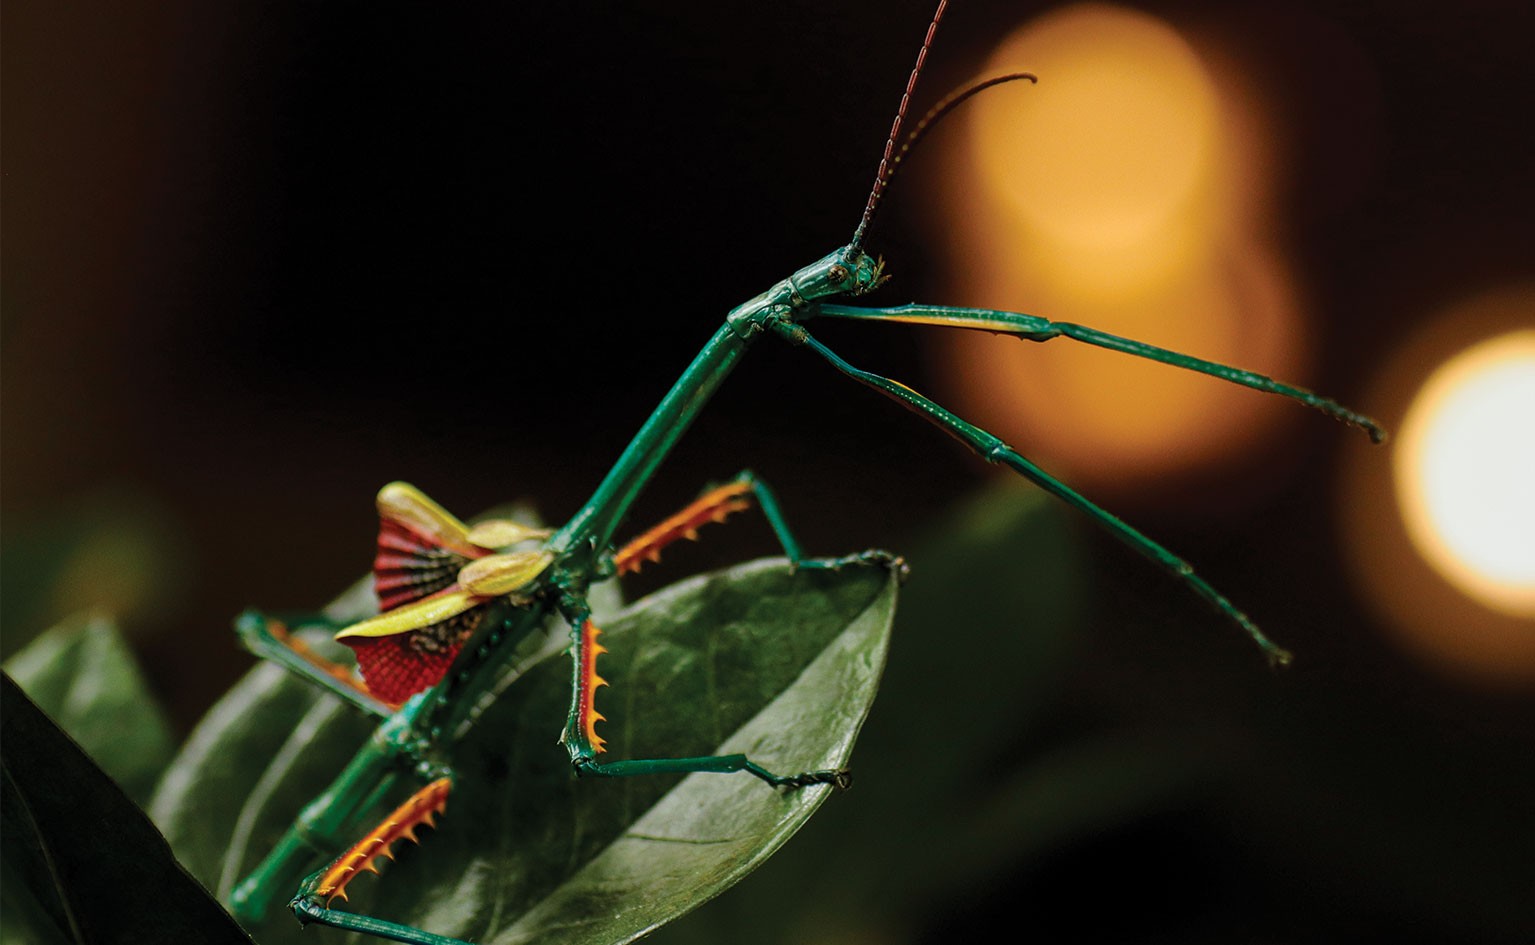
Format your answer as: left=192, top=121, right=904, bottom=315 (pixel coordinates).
left=4, top=2, right=1532, bottom=943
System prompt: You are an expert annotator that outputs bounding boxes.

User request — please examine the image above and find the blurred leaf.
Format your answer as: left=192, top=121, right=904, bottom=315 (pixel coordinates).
left=4, top=612, right=175, bottom=805
left=920, top=729, right=1220, bottom=906
left=0, top=674, right=253, bottom=945
left=1219, top=679, right=1535, bottom=944
left=154, top=559, right=895, bottom=944
left=0, top=490, right=189, bottom=656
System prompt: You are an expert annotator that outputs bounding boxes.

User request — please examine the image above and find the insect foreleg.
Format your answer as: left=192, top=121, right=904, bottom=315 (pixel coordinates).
left=235, top=609, right=395, bottom=718
left=816, top=303, right=1387, bottom=443
left=775, top=319, right=1294, bottom=667
left=554, top=594, right=851, bottom=790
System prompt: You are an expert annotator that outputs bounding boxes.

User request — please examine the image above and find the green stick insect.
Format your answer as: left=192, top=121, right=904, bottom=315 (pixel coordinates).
left=225, top=3, right=1385, bottom=943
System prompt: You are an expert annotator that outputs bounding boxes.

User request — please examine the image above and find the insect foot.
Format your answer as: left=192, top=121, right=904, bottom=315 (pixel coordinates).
left=797, top=549, right=910, bottom=582
left=863, top=550, right=910, bottom=583
left=772, top=768, right=854, bottom=792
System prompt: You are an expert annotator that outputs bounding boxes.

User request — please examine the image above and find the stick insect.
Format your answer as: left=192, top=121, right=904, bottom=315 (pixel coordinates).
left=226, top=3, right=1385, bottom=942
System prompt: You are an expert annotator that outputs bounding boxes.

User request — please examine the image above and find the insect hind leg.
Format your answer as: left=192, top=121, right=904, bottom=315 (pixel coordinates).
left=287, top=778, right=466, bottom=945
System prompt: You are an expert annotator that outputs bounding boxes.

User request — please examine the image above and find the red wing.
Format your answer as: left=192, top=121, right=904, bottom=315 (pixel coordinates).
left=374, top=517, right=487, bottom=612
left=341, top=601, right=489, bottom=706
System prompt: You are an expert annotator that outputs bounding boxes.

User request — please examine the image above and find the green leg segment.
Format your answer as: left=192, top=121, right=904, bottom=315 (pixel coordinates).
left=576, top=753, right=851, bottom=789
left=291, top=894, right=470, bottom=945
left=732, top=470, right=907, bottom=577
left=815, top=302, right=1387, bottom=444
left=235, top=609, right=395, bottom=718
left=776, top=319, right=1295, bottom=667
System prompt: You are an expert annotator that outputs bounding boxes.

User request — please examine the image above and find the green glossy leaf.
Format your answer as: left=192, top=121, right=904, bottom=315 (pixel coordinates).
left=653, top=481, right=1094, bottom=945
left=154, top=559, right=894, bottom=944
left=4, top=612, right=175, bottom=805
left=0, top=674, right=253, bottom=945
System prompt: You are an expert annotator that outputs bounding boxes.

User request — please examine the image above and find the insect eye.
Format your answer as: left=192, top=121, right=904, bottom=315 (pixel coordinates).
left=828, top=264, right=849, bottom=284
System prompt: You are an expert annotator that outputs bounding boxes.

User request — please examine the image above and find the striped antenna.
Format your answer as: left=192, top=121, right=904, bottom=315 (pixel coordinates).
left=872, top=71, right=1037, bottom=211
left=850, top=0, right=951, bottom=252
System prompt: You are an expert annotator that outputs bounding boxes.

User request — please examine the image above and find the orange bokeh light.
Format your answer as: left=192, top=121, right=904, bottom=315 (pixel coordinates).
left=925, top=3, right=1304, bottom=497
left=971, top=6, right=1220, bottom=251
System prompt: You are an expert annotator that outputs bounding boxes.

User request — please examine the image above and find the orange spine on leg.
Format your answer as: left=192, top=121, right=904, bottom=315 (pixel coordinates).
left=614, top=481, right=754, bottom=575
left=313, top=778, right=452, bottom=904
left=269, top=622, right=376, bottom=701
left=577, top=620, right=608, bottom=754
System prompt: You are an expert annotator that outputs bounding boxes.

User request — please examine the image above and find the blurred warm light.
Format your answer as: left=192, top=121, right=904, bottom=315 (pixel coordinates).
left=1396, top=332, right=1535, bottom=615
left=926, top=3, right=1305, bottom=497
left=1341, top=286, right=1535, bottom=686
left=971, top=5, right=1219, bottom=252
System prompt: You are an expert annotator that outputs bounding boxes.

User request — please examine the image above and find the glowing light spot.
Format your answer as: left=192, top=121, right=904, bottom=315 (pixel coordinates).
left=971, top=4, right=1219, bottom=250
left=925, top=3, right=1302, bottom=498
left=1396, top=332, right=1535, bottom=615
left=1340, top=285, right=1535, bottom=687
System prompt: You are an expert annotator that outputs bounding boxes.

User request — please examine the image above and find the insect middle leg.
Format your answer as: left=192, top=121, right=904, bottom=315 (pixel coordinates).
left=613, top=470, right=904, bottom=576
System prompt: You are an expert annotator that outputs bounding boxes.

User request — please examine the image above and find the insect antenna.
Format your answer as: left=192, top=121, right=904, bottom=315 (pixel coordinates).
left=850, top=0, right=951, bottom=253
left=851, top=3, right=1038, bottom=251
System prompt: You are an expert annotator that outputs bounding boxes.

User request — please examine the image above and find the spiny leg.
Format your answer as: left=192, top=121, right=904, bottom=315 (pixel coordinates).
left=612, top=478, right=754, bottom=573
left=556, top=594, right=851, bottom=789
left=235, top=609, right=395, bottom=717
left=816, top=302, right=1387, bottom=444
left=288, top=778, right=468, bottom=945
left=613, top=471, right=903, bottom=575
left=776, top=319, right=1296, bottom=667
